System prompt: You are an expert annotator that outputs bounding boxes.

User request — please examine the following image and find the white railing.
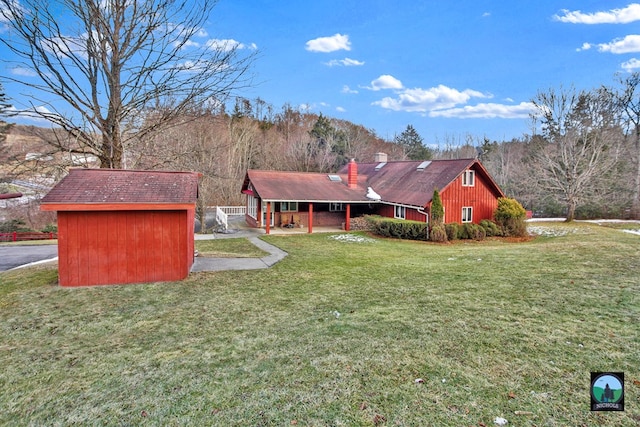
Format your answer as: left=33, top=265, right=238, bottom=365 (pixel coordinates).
left=210, top=206, right=246, bottom=216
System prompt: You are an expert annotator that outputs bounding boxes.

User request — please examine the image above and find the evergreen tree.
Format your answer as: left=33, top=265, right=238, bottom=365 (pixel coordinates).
left=394, top=124, right=433, bottom=160
left=431, top=189, right=444, bottom=225
left=309, top=113, right=348, bottom=170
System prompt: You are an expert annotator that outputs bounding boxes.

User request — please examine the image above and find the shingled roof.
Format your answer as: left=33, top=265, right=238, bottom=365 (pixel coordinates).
left=243, top=169, right=371, bottom=203
left=348, top=158, right=498, bottom=207
left=41, top=169, right=199, bottom=206
left=243, top=158, right=504, bottom=208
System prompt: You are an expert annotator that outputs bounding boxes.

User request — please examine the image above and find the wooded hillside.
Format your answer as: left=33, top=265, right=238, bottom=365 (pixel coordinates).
left=2, top=93, right=639, bottom=222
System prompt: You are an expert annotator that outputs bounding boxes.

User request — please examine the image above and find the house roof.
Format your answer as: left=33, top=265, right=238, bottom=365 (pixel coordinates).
left=343, top=158, right=504, bottom=207
left=242, top=169, right=371, bottom=203
left=243, top=158, right=505, bottom=208
left=41, top=169, right=199, bottom=206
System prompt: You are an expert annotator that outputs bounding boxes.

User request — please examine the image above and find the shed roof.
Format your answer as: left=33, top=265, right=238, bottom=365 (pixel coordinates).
left=41, top=169, right=199, bottom=207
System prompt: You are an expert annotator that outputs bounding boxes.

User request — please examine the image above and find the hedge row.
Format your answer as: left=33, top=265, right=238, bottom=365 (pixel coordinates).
left=365, top=215, right=429, bottom=241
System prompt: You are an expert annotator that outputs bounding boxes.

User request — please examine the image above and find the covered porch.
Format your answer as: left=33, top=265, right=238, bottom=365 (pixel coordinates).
left=253, top=200, right=375, bottom=235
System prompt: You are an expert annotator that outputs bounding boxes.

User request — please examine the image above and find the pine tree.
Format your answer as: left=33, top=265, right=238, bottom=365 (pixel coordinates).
left=431, top=189, right=444, bottom=225
left=394, top=124, right=433, bottom=160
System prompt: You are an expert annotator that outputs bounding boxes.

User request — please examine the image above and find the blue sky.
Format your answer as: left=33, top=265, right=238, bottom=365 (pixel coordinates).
left=3, top=1, right=640, bottom=145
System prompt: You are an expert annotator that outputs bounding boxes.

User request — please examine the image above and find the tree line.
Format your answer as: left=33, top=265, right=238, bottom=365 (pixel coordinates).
left=1, top=0, right=639, bottom=221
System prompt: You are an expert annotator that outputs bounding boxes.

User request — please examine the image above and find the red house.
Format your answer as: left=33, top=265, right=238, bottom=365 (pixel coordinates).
left=41, top=169, right=199, bottom=287
left=241, top=154, right=505, bottom=233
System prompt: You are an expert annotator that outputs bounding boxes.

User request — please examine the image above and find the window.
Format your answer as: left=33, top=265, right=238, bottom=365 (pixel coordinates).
left=262, top=202, right=274, bottom=226
left=330, top=202, right=345, bottom=212
left=462, top=170, right=475, bottom=187
left=394, top=205, right=406, bottom=219
left=247, top=195, right=258, bottom=219
left=280, top=202, right=298, bottom=212
left=462, top=207, right=473, bottom=223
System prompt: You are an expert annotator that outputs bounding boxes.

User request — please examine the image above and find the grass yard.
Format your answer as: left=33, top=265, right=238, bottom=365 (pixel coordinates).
left=195, top=238, right=268, bottom=258
left=0, top=222, right=639, bottom=426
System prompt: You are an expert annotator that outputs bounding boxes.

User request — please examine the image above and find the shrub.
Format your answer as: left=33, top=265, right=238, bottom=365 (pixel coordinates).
left=479, top=219, right=502, bottom=237
left=0, top=219, right=31, bottom=233
left=368, top=216, right=428, bottom=241
left=494, top=197, right=527, bottom=237
left=429, top=223, right=447, bottom=243
left=444, top=223, right=459, bottom=240
left=458, top=223, right=486, bottom=240
left=41, top=223, right=58, bottom=233
left=469, top=223, right=486, bottom=240
left=431, top=189, right=444, bottom=225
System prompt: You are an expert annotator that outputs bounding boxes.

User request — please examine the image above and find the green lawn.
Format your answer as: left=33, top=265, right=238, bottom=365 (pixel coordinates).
left=195, top=238, right=268, bottom=258
left=1, top=223, right=638, bottom=426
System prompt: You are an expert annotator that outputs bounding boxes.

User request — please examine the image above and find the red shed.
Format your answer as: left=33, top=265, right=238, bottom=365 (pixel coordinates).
left=40, top=169, right=199, bottom=287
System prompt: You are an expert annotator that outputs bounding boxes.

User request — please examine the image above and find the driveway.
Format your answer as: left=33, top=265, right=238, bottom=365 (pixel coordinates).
left=0, top=245, right=58, bottom=272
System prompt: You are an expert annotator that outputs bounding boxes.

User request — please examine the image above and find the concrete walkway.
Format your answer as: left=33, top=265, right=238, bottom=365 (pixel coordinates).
left=190, top=219, right=342, bottom=272
left=191, top=236, right=288, bottom=272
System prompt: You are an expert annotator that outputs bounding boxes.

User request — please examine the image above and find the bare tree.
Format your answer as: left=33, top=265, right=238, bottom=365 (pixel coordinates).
left=607, top=72, right=640, bottom=218
left=0, top=0, right=255, bottom=168
left=0, top=83, right=11, bottom=147
left=531, top=87, right=623, bottom=221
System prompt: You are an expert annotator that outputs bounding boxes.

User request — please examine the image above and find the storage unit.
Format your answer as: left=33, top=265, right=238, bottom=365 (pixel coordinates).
left=41, top=169, right=199, bottom=287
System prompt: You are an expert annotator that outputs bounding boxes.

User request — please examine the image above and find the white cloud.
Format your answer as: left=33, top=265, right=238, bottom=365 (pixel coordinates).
left=368, top=75, right=403, bottom=91
left=429, top=102, right=536, bottom=119
left=597, top=34, right=640, bottom=53
left=554, top=3, right=640, bottom=24
left=6, top=105, right=57, bottom=124
left=305, top=33, right=351, bottom=53
left=325, top=58, right=364, bottom=67
left=336, top=106, right=346, bottom=112
left=177, top=39, right=201, bottom=49
left=206, top=38, right=257, bottom=52
left=11, top=67, right=38, bottom=77
left=622, top=57, right=640, bottom=71
left=372, top=84, right=489, bottom=112
left=577, top=42, right=592, bottom=51
left=342, top=85, right=358, bottom=94
left=482, top=12, right=491, bottom=18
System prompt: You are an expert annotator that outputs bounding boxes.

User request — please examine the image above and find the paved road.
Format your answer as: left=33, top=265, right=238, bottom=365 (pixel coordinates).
left=0, top=245, right=58, bottom=272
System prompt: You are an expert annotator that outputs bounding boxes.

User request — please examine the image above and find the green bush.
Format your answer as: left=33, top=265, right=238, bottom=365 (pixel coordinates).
left=457, top=223, right=486, bottom=241
left=368, top=216, right=428, bottom=241
left=444, top=223, right=459, bottom=240
left=0, top=219, right=31, bottom=233
left=41, top=223, right=58, bottom=233
left=429, top=223, right=447, bottom=243
left=494, top=197, right=527, bottom=237
left=479, top=219, right=502, bottom=237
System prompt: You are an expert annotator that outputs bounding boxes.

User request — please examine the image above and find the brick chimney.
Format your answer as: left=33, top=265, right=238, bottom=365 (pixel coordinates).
left=347, top=158, right=358, bottom=188
left=374, top=152, right=388, bottom=162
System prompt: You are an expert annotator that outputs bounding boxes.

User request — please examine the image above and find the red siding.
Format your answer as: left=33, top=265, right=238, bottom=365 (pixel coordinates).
left=440, top=172, right=499, bottom=224
left=56, top=210, right=193, bottom=287
left=378, top=204, right=427, bottom=222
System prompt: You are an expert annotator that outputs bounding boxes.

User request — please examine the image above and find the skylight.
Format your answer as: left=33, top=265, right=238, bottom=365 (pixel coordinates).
left=375, top=162, right=386, bottom=171
left=417, top=161, right=431, bottom=171
left=328, top=174, right=342, bottom=182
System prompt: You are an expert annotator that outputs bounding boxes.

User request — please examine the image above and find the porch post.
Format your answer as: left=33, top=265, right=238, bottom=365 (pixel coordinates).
left=266, top=202, right=271, bottom=235
left=345, top=204, right=351, bottom=231
left=308, top=203, right=313, bottom=234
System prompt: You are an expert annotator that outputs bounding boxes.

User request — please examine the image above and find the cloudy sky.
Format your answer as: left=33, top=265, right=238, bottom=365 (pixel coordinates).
left=3, top=1, right=640, bottom=145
